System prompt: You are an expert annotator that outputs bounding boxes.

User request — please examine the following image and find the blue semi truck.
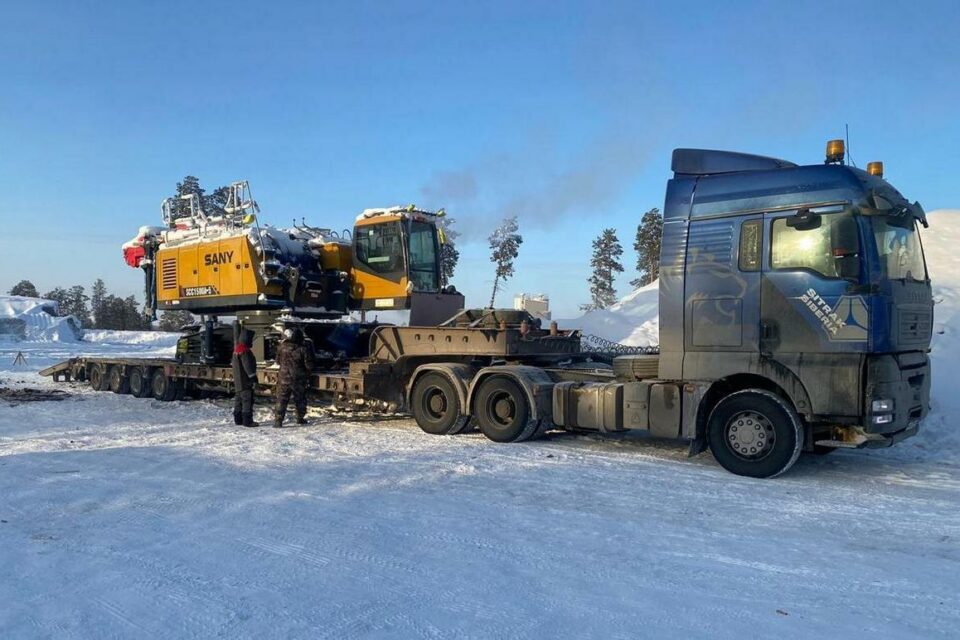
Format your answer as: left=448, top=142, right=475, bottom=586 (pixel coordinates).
left=550, top=140, right=932, bottom=476
left=44, top=140, right=932, bottom=478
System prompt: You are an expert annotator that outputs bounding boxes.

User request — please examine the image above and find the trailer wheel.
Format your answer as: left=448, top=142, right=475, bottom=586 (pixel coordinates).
left=88, top=365, right=109, bottom=391
left=108, top=366, right=130, bottom=394
left=707, top=389, right=803, bottom=478
left=151, top=369, right=180, bottom=402
left=128, top=367, right=151, bottom=398
left=411, top=373, right=468, bottom=435
left=474, top=376, right=540, bottom=443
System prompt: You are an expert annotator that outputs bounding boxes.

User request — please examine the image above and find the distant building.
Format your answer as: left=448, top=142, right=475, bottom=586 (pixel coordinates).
left=513, top=293, right=551, bottom=321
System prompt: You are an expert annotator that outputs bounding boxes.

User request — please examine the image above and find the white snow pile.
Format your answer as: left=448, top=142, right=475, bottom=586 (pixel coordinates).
left=562, top=279, right=659, bottom=346
left=0, top=296, right=82, bottom=342
left=82, top=329, right=183, bottom=348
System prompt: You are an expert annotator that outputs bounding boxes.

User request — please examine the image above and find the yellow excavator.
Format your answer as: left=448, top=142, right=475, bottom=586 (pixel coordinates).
left=123, top=181, right=464, bottom=363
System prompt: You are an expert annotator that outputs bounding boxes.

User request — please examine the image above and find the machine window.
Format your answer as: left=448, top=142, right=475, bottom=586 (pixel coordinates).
left=738, top=220, right=762, bottom=271
left=355, top=222, right=404, bottom=273
left=407, top=220, right=438, bottom=291
left=770, top=211, right=859, bottom=279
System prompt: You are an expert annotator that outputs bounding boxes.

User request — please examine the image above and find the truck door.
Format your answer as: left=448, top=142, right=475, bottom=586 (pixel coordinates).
left=759, top=207, right=866, bottom=414
left=682, top=215, right=763, bottom=372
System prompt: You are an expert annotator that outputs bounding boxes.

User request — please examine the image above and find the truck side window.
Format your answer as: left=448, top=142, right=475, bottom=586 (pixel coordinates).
left=770, top=211, right=858, bottom=279
left=738, top=220, right=762, bottom=271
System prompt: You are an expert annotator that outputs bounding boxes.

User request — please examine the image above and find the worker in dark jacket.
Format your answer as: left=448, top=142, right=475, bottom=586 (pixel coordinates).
left=274, top=327, right=315, bottom=428
left=232, top=328, right=259, bottom=427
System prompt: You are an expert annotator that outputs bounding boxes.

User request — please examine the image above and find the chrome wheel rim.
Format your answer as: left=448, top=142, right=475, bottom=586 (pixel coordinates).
left=725, top=410, right=775, bottom=460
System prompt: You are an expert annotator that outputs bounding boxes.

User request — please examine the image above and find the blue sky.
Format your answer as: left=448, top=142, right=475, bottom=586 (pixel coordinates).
left=2, top=1, right=958, bottom=317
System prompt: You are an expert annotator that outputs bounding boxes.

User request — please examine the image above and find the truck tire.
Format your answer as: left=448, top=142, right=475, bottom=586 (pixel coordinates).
left=88, top=365, right=109, bottom=391
left=108, top=366, right=130, bottom=394
left=411, top=372, right=469, bottom=435
left=151, top=369, right=180, bottom=402
left=128, top=367, right=151, bottom=398
left=474, top=376, right=540, bottom=443
left=707, top=389, right=803, bottom=478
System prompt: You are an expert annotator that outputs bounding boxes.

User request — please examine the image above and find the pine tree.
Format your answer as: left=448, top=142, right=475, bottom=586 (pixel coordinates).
left=42, top=287, right=69, bottom=313
left=581, top=229, right=624, bottom=311
left=488, top=216, right=523, bottom=308
left=158, top=310, right=194, bottom=332
left=9, top=280, right=39, bottom=297
left=91, top=279, right=108, bottom=328
left=631, top=208, right=663, bottom=288
left=66, top=285, right=91, bottom=327
left=172, top=175, right=206, bottom=218
left=438, top=216, right=460, bottom=287
left=122, top=295, right=150, bottom=330
left=204, top=185, right=231, bottom=218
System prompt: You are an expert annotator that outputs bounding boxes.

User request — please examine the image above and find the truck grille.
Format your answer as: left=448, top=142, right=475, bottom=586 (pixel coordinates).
left=899, top=309, right=932, bottom=344
left=161, top=258, right=178, bottom=291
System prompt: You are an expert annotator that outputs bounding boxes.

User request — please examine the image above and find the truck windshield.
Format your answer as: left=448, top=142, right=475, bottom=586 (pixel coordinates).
left=871, top=217, right=927, bottom=281
left=407, top=220, right=438, bottom=291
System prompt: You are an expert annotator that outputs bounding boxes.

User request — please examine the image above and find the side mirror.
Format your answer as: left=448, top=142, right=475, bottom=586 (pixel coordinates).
left=836, top=255, right=860, bottom=281
left=786, top=208, right=821, bottom=231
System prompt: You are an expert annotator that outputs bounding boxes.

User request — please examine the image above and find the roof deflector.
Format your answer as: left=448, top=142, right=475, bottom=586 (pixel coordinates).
left=672, top=148, right=797, bottom=176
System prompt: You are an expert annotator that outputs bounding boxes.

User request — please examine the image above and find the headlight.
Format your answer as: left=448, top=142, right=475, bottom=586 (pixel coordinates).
left=871, top=399, right=894, bottom=413
left=872, top=414, right=894, bottom=425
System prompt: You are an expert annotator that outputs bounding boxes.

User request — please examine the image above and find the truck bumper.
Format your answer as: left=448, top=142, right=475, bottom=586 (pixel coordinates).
left=864, top=352, right=930, bottom=435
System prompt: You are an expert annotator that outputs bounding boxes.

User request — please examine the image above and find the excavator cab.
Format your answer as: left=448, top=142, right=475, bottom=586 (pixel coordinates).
left=350, top=207, right=463, bottom=324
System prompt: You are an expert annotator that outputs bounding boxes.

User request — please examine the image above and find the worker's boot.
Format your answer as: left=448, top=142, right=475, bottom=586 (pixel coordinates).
left=273, top=410, right=285, bottom=429
left=295, top=412, right=307, bottom=425
left=242, top=414, right=259, bottom=428
left=233, top=410, right=243, bottom=426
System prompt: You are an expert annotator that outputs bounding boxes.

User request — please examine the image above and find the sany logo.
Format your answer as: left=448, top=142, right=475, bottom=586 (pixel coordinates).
left=203, top=251, right=234, bottom=266
left=799, top=288, right=868, bottom=342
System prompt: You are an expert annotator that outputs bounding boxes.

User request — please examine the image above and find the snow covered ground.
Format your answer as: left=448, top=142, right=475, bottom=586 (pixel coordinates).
left=1, top=212, right=959, bottom=638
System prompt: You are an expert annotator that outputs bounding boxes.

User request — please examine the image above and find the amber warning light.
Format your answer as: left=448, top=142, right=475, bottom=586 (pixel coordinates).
left=867, top=161, right=884, bottom=178
left=825, top=139, right=845, bottom=165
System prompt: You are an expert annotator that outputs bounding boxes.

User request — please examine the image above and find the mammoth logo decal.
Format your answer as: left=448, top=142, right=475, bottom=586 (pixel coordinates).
left=799, top=288, right=868, bottom=342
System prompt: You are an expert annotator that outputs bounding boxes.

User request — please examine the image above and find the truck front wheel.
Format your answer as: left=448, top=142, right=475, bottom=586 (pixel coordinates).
left=707, top=389, right=803, bottom=478
left=411, top=372, right=469, bottom=435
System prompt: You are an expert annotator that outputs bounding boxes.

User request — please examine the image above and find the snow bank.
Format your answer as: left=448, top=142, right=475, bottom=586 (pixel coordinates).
left=560, top=280, right=659, bottom=346
left=0, top=295, right=82, bottom=342
left=82, top=329, right=183, bottom=348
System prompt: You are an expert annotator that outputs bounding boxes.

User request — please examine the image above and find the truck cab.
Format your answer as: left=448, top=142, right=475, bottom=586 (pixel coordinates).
left=658, top=145, right=931, bottom=473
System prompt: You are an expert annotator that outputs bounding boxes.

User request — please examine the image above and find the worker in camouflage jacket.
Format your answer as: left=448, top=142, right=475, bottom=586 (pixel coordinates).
left=274, top=327, right=315, bottom=428
left=231, top=328, right=259, bottom=427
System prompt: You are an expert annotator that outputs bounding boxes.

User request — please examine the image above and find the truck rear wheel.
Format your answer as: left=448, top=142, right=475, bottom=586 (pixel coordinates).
left=88, top=365, right=108, bottom=391
left=411, top=373, right=469, bottom=435
left=707, top=389, right=803, bottom=478
left=128, top=367, right=151, bottom=398
left=474, top=376, right=540, bottom=443
left=108, top=366, right=130, bottom=394
left=151, top=369, right=180, bottom=402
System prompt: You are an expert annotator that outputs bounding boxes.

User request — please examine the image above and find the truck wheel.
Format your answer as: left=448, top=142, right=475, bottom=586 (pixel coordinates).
left=151, top=369, right=180, bottom=402
left=411, top=373, right=468, bottom=435
left=128, top=367, right=151, bottom=398
left=707, top=389, right=803, bottom=478
left=108, top=366, right=130, bottom=394
left=474, top=376, right=540, bottom=443
left=88, top=365, right=108, bottom=391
